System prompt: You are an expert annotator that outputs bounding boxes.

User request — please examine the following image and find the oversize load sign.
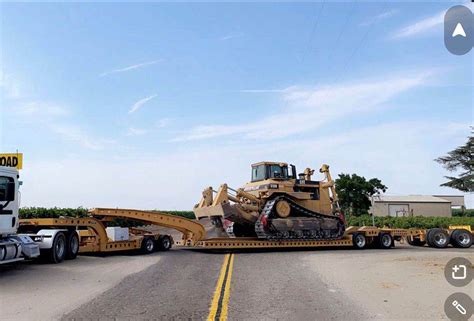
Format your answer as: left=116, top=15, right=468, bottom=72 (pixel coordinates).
left=0, top=153, right=23, bottom=170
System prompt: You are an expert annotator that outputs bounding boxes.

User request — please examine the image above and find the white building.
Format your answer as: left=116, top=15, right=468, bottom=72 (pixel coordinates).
left=369, top=195, right=461, bottom=217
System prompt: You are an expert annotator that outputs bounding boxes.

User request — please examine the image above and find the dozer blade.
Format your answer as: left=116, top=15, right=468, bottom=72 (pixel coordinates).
left=193, top=202, right=238, bottom=220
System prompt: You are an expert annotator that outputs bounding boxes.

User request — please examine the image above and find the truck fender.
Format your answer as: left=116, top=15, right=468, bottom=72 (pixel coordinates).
left=36, top=229, right=69, bottom=249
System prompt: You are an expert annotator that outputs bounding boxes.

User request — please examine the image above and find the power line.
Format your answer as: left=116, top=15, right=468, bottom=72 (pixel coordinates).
left=301, top=0, right=326, bottom=65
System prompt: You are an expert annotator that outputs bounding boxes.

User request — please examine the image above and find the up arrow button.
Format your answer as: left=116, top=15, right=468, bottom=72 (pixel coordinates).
left=444, top=5, right=472, bottom=55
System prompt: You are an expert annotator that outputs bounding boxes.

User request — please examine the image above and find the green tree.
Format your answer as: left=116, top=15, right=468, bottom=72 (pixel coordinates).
left=335, top=173, right=387, bottom=216
left=435, top=129, right=473, bottom=192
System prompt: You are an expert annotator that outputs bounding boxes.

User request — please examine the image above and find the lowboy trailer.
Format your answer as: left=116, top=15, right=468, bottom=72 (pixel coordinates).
left=175, top=225, right=473, bottom=250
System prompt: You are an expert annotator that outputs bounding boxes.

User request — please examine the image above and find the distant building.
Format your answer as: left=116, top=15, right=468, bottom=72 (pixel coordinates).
left=369, top=195, right=461, bottom=217
left=433, top=195, right=466, bottom=210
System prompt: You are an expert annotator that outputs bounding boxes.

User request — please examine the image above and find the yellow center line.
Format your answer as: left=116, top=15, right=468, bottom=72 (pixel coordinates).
left=207, top=253, right=235, bottom=321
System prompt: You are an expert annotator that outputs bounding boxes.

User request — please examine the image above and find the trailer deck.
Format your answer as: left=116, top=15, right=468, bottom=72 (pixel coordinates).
left=175, top=226, right=423, bottom=250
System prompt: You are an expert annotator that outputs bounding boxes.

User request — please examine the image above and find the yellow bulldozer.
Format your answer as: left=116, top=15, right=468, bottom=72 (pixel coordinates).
left=194, top=161, right=345, bottom=240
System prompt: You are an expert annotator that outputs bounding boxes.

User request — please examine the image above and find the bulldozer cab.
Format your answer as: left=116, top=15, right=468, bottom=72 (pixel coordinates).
left=251, top=162, right=296, bottom=182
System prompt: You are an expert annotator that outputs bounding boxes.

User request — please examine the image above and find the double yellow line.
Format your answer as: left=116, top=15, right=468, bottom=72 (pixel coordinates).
left=207, top=253, right=235, bottom=321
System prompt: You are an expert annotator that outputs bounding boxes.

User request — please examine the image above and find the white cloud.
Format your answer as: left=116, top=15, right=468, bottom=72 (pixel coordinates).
left=6, top=100, right=114, bottom=151
left=155, top=118, right=170, bottom=128
left=220, top=33, right=243, bottom=41
left=360, top=9, right=399, bottom=26
left=125, top=118, right=170, bottom=136
left=16, top=101, right=69, bottom=118
left=239, top=89, right=288, bottom=93
left=0, top=72, right=21, bottom=99
left=126, top=127, right=147, bottom=136
left=129, top=94, right=157, bottom=114
left=391, top=11, right=444, bottom=39
left=391, top=2, right=474, bottom=39
left=100, top=60, right=162, bottom=77
left=173, top=72, right=430, bottom=142
left=50, top=125, right=115, bottom=151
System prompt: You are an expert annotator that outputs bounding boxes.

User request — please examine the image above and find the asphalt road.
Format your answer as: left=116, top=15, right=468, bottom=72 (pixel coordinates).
left=2, top=244, right=473, bottom=321
left=63, top=250, right=367, bottom=321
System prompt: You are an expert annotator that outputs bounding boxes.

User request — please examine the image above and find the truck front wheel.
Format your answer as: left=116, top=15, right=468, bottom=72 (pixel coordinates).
left=46, top=232, right=67, bottom=263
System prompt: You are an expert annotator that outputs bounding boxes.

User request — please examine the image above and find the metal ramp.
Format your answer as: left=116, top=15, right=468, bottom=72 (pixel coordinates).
left=90, top=208, right=207, bottom=245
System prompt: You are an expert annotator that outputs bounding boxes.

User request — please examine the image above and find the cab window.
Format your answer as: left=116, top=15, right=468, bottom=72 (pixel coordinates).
left=251, top=165, right=266, bottom=182
left=0, top=176, right=15, bottom=201
left=269, top=165, right=288, bottom=179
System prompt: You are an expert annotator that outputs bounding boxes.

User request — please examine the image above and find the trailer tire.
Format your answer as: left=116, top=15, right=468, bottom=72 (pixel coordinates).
left=450, top=229, right=473, bottom=248
left=157, top=235, right=172, bottom=251
left=47, top=232, right=67, bottom=263
left=378, top=233, right=393, bottom=249
left=352, top=233, right=367, bottom=249
left=141, top=237, right=155, bottom=254
left=427, top=228, right=449, bottom=248
left=66, top=232, right=79, bottom=260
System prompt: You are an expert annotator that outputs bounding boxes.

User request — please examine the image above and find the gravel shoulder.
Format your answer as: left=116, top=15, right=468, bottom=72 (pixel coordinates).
left=302, top=243, right=474, bottom=320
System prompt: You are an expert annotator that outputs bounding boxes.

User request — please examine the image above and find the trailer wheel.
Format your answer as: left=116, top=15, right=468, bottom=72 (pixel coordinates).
left=450, top=229, right=473, bottom=248
left=427, top=228, right=449, bottom=248
left=66, top=232, right=79, bottom=260
left=378, top=233, right=393, bottom=249
left=47, top=232, right=67, bottom=263
left=157, top=235, right=172, bottom=251
left=141, top=237, right=155, bottom=254
left=352, top=233, right=367, bottom=249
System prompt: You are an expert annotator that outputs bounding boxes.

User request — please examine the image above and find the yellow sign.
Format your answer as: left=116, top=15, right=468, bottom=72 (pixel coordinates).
left=0, top=153, right=23, bottom=170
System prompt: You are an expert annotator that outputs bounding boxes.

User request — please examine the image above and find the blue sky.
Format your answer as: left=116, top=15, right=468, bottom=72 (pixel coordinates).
left=1, top=1, right=473, bottom=209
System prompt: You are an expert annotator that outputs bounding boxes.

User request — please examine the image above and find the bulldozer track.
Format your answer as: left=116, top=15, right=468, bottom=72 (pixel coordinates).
left=255, top=196, right=345, bottom=240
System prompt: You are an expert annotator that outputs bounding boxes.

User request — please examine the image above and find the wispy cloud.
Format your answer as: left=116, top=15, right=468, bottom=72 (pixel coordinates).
left=239, top=89, right=288, bottom=93
left=391, top=10, right=444, bottom=39
left=0, top=72, right=21, bottom=99
left=125, top=118, right=170, bottom=137
left=360, top=9, right=399, bottom=26
left=156, top=118, right=171, bottom=128
left=126, top=127, right=148, bottom=137
left=8, top=100, right=114, bottom=151
left=16, top=101, right=69, bottom=118
left=129, top=94, right=157, bottom=114
left=100, top=60, right=162, bottom=77
left=51, top=125, right=114, bottom=150
left=173, top=71, right=431, bottom=142
left=220, top=32, right=243, bottom=41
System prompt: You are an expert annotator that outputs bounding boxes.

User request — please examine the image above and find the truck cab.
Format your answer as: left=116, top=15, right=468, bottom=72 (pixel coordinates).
left=0, top=166, right=39, bottom=264
left=0, top=166, right=19, bottom=236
